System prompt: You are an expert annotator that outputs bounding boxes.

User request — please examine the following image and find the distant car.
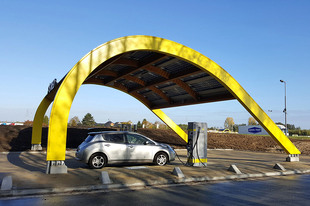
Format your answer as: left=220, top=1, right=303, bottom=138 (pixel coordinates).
left=75, top=131, right=176, bottom=169
left=218, top=129, right=230, bottom=133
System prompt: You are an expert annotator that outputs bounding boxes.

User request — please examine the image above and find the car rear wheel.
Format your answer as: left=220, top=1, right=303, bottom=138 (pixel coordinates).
left=154, top=152, right=168, bottom=166
left=89, top=153, right=107, bottom=169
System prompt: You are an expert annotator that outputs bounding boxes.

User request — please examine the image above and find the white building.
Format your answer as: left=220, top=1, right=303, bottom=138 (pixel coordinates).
left=239, top=124, right=287, bottom=135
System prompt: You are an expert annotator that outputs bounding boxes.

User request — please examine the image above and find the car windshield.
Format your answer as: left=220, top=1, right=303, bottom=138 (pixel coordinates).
left=84, top=134, right=95, bottom=143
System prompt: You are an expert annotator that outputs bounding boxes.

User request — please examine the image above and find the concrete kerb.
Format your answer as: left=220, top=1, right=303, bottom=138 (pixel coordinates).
left=1, top=169, right=310, bottom=198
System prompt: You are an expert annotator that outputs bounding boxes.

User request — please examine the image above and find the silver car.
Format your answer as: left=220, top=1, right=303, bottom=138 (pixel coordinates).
left=75, top=131, right=176, bottom=169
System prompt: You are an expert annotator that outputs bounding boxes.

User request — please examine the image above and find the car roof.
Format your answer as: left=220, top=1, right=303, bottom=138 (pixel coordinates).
left=88, top=131, right=135, bottom=135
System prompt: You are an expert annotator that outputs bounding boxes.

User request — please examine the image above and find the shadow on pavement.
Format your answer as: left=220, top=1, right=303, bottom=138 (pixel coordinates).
left=6, top=152, right=46, bottom=173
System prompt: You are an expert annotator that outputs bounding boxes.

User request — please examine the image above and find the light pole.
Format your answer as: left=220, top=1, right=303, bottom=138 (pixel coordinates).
left=280, top=80, right=287, bottom=135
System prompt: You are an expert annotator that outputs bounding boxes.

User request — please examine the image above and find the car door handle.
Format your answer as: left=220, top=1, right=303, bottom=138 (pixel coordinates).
left=128, top=145, right=134, bottom=149
left=104, top=144, right=110, bottom=147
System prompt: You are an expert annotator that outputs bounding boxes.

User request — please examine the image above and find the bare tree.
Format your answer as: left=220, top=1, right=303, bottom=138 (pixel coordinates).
left=68, top=116, right=81, bottom=127
left=248, top=117, right=258, bottom=125
left=224, top=117, right=234, bottom=131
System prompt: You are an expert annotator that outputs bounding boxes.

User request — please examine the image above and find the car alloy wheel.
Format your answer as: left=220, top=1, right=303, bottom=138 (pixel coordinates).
left=89, top=153, right=107, bottom=169
left=155, top=152, right=168, bottom=166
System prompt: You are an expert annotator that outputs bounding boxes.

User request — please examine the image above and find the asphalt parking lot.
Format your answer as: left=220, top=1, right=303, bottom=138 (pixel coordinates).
left=1, top=149, right=310, bottom=197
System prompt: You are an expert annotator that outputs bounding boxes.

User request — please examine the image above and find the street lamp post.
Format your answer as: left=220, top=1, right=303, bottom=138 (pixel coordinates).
left=280, top=80, right=287, bottom=135
left=280, top=80, right=299, bottom=162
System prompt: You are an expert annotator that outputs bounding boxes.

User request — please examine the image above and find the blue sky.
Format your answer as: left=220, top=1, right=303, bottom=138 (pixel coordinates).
left=0, top=0, right=309, bottom=129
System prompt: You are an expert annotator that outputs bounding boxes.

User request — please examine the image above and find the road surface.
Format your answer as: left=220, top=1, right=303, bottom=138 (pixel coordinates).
left=1, top=175, right=310, bottom=205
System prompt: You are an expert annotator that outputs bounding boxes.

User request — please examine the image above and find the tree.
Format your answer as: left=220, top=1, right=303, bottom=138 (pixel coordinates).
left=154, top=121, right=167, bottom=129
left=178, top=124, right=188, bottom=131
left=248, top=117, right=258, bottom=125
left=68, top=116, right=81, bottom=127
left=137, top=121, right=142, bottom=128
left=232, top=124, right=238, bottom=132
left=43, top=115, right=49, bottom=126
left=24, top=120, right=33, bottom=126
left=224, top=117, right=234, bottom=131
left=287, top=124, right=296, bottom=130
left=142, top=118, right=152, bottom=128
left=142, top=118, right=147, bottom=127
left=82, top=113, right=96, bottom=126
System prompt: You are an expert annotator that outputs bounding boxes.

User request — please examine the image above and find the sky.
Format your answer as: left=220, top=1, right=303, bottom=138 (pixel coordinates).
left=0, top=0, right=309, bottom=129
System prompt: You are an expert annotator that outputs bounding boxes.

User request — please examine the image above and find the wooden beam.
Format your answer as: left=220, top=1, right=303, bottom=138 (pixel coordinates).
left=172, top=79, right=199, bottom=101
left=128, top=67, right=202, bottom=93
left=131, top=91, right=151, bottom=108
left=143, top=65, right=170, bottom=79
left=113, top=58, right=140, bottom=67
left=113, top=82, right=129, bottom=93
left=124, top=75, right=146, bottom=86
left=149, top=86, right=170, bottom=103
left=104, top=53, right=166, bottom=85
left=85, top=54, right=123, bottom=81
left=83, top=78, right=104, bottom=85
left=94, top=70, right=118, bottom=77
left=143, top=75, right=214, bottom=93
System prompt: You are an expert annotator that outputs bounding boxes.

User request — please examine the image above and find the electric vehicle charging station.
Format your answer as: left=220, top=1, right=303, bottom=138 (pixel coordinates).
left=187, top=122, right=208, bottom=167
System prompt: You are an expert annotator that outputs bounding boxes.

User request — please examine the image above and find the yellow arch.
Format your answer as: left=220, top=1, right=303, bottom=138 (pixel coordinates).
left=32, top=97, right=52, bottom=144
left=32, top=35, right=300, bottom=161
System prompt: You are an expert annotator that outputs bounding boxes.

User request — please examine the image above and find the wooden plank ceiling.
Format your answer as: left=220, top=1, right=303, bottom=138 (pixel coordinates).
left=83, top=50, right=235, bottom=109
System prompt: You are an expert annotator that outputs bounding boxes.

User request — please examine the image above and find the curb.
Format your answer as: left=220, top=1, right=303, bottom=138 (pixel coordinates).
left=1, top=169, right=310, bottom=198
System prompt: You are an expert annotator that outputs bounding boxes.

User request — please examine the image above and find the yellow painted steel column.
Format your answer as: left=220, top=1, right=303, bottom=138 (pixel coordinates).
left=191, top=58, right=301, bottom=154
left=32, top=97, right=52, bottom=145
left=152, top=109, right=188, bottom=142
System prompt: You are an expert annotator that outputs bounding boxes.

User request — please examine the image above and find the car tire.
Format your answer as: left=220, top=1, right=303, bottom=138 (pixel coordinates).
left=88, top=153, right=107, bottom=169
left=154, top=152, right=168, bottom=166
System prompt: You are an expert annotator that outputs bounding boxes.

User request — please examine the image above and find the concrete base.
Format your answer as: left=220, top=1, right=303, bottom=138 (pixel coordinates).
left=274, top=163, right=286, bottom=171
left=31, top=144, right=42, bottom=151
left=46, top=161, right=68, bottom=174
left=193, top=163, right=207, bottom=167
left=1, top=176, right=12, bottom=190
left=100, top=171, right=112, bottom=184
left=172, top=167, right=185, bottom=178
left=286, top=154, right=299, bottom=162
left=228, top=164, right=242, bottom=174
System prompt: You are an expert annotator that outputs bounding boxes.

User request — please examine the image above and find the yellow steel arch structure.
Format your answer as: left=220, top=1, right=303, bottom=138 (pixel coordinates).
left=32, top=35, right=300, bottom=164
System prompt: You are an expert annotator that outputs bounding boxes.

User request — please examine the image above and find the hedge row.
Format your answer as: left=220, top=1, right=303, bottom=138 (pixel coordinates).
left=289, top=129, right=310, bottom=136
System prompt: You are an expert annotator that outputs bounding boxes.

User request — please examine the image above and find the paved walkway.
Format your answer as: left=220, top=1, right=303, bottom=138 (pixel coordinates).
left=1, top=149, right=310, bottom=197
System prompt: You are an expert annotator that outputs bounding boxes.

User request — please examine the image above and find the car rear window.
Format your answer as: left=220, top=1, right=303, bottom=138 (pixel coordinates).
left=85, top=134, right=95, bottom=143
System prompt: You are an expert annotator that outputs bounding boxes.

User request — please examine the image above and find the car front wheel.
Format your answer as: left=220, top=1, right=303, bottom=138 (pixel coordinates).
left=89, top=153, right=107, bottom=169
left=154, top=152, right=168, bottom=166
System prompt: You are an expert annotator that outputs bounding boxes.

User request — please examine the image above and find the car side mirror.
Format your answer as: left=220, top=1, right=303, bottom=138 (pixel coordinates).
left=144, top=141, right=150, bottom=145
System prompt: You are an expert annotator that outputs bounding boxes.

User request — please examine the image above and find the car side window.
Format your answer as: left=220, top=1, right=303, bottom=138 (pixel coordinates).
left=105, top=134, right=125, bottom=143
left=126, top=134, right=149, bottom=145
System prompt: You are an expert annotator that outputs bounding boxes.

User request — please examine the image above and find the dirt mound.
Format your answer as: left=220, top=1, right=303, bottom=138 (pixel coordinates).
left=0, top=125, right=309, bottom=155
left=207, top=133, right=310, bottom=155
left=137, top=128, right=187, bottom=148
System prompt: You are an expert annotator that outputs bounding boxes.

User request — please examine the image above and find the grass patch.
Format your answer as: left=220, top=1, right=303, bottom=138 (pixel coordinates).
left=289, top=136, right=310, bottom=140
